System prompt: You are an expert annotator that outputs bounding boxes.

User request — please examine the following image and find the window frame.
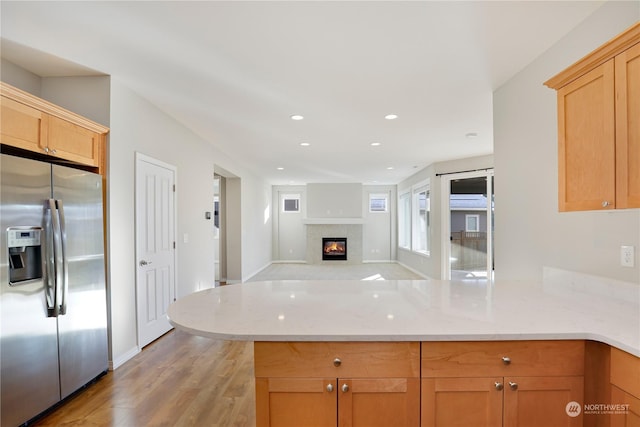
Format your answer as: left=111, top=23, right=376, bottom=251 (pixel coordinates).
left=281, top=194, right=301, bottom=213
left=369, top=193, right=389, bottom=213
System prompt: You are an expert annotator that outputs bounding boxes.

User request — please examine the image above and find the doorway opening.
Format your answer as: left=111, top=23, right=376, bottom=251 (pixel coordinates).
left=441, top=170, right=494, bottom=281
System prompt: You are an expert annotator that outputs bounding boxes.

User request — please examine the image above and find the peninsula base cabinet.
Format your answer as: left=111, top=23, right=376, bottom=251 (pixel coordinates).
left=421, top=341, right=585, bottom=427
left=422, top=376, right=583, bottom=427
left=254, top=342, right=420, bottom=427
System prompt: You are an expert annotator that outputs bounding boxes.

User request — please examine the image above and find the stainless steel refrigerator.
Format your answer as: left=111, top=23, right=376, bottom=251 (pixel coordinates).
left=1, top=153, right=108, bottom=426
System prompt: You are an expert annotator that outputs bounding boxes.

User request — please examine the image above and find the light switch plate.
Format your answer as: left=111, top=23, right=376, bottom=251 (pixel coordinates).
left=621, top=245, right=635, bottom=267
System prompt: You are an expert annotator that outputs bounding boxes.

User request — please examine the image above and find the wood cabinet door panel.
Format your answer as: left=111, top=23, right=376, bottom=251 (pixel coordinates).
left=611, top=347, right=640, bottom=399
left=503, top=376, right=583, bottom=427
left=421, top=378, right=502, bottom=427
left=1, top=96, right=48, bottom=153
left=611, top=385, right=640, bottom=427
left=338, top=378, right=419, bottom=427
left=615, top=42, right=640, bottom=208
left=255, top=377, right=336, bottom=427
left=47, top=115, right=100, bottom=167
left=557, top=60, right=616, bottom=211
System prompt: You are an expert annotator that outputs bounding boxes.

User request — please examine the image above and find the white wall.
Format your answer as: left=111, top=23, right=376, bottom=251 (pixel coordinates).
left=494, top=1, right=640, bottom=284
left=271, top=184, right=396, bottom=264
left=109, top=80, right=272, bottom=364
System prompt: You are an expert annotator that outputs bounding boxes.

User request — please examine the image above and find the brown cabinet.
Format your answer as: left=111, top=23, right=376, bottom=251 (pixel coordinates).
left=0, top=82, right=108, bottom=174
left=545, top=23, right=640, bottom=211
left=421, top=341, right=585, bottom=427
left=610, top=347, right=640, bottom=427
left=254, top=342, right=420, bottom=427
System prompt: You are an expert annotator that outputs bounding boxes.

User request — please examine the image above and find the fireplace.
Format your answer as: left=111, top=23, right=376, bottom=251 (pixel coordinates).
left=322, top=238, right=347, bottom=261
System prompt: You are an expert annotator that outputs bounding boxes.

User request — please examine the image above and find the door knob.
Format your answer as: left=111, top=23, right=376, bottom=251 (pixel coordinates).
left=139, top=260, right=152, bottom=266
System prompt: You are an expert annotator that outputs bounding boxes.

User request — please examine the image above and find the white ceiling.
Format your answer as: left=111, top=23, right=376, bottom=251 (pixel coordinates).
left=1, top=1, right=605, bottom=185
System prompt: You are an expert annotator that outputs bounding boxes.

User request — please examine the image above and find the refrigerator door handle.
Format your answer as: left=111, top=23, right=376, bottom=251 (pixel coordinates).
left=47, top=199, right=60, bottom=317
left=56, top=199, right=69, bottom=316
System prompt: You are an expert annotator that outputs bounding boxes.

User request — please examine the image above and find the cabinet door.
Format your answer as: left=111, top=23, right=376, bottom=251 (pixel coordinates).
left=557, top=60, right=616, bottom=211
left=255, top=377, right=336, bottom=427
left=611, top=385, right=640, bottom=427
left=615, top=42, right=640, bottom=209
left=421, top=378, right=502, bottom=427
left=503, top=376, right=583, bottom=427
left=1, top=96, right=48, bottom=153
left=339, top=378, right=419, bottom=427
left=47, top=115, right=100, bottom=167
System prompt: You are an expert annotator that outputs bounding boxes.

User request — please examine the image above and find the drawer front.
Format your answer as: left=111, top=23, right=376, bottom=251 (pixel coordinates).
left=422, top=340, right=584, bottom=377
left=255, top=342, right=420, bottom=378
left=611, top=347, right=640, bottom=398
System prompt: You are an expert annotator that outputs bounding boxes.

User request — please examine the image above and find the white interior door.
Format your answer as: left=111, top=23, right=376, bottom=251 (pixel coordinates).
left=135, top=153, right=177, bottom=348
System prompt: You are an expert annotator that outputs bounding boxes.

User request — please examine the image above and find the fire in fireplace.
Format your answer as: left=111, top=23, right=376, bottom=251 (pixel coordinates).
left=322, top=238, right=347, bottom=261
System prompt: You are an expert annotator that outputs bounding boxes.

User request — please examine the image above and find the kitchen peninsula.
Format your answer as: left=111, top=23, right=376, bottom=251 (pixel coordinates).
left=167, top=278, right=640, bottom=427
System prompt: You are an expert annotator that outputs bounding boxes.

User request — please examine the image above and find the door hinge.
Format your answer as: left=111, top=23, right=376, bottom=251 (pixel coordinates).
left=173, top=184, right=176, bottom=192
left=173, top=241, right=176, bottom=249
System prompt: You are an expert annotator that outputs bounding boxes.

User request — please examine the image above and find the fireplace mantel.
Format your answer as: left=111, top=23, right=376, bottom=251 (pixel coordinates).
left=303, top=218, right=363, bottom=225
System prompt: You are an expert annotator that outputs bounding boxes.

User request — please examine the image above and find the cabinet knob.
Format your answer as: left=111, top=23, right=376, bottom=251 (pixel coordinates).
left=333, top=358, right=342, bottom=367
left=341, top=383, right=349, bottom=393
left=44, top=147, right=50, bottom=153
left=326, top=383, right=334, bottom=393
left=495, top=382, right=504, bottom=391
left=602, top=201, right=611, bottom=208
left=508, top=381, right=518, bottom=391
left=501, top=356, right=511, bottom=365
left=50, top=149, right=57, bottom=154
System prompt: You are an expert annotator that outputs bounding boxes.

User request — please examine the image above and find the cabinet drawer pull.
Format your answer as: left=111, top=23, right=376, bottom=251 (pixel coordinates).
left=326, top=383, right=334, bottom=393
left=495, top=382, right=503, bottom=391
left=333, top=358, right=342, bottom=367
left=341, top=383, right=349, bottom=393
left=602, top=201, right=611, bottom=208
left=502, top=356, right=511, bottom=365
left=509, top=381, right=518, bottom=391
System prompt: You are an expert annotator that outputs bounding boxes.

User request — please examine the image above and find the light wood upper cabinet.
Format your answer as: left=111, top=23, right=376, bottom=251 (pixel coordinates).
left=615, top=42, right=640, bottom=209
left=545, top=22, right=640, bottom=211
left=0, top=82, right=108, bottom=175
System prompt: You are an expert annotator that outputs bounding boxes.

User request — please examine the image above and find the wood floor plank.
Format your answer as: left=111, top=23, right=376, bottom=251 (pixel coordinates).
left=32, top=330, right=256, bottom=427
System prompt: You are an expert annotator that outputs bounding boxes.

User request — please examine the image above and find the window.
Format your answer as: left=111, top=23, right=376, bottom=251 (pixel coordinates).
left=465, top=214, right=480, bottom=232
left=398, top=192, right=411, bottom=249
left=369, top=193, right=388, bottom=213
left=412, top=184, right=430, bottom=254
left=282, top=194, right=300, bottom=212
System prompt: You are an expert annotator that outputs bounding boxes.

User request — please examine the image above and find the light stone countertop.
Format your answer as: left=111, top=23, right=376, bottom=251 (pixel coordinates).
left=167, top=279, right=640, bottom=357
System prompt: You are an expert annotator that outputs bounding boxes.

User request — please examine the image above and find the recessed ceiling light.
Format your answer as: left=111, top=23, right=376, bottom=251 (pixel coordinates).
left=300, top=142, right=310, bottom=146
left=370, top=142, right=382, bottom=146
left=290, top=114, right=304, bottom=121
left=277, top=167, right=284, bottom=170
left=384, top=114, right=398, bottom=120
left=387, top=166, right=394, bottom=170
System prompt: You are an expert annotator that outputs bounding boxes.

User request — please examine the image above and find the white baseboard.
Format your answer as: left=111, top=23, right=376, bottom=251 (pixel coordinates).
left=110, top=346, right=140, bottom=371
left=396, top=261, right=431, bottom=279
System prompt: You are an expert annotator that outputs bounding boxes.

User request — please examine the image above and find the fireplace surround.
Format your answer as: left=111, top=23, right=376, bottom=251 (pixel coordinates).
left=322, top=238, right=347, bottom=261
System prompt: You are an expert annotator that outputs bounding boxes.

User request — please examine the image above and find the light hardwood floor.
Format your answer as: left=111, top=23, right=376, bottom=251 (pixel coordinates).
left=34, top=330, right=256, bottom=427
